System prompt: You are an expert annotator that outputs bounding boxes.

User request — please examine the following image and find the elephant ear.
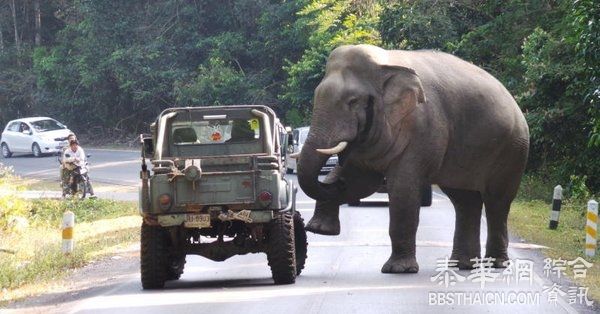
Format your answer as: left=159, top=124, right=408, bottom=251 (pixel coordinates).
left=381, top=65, right=426, bottom=126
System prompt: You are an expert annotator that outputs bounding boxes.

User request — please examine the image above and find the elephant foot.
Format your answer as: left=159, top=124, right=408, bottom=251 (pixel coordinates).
left=485, top=254, right=509, bottom=268
left=450, top=253, right=479, bottom=270
left=381, top=255, right=419, bottom=273
left=306, top=214, right=340, bottom=235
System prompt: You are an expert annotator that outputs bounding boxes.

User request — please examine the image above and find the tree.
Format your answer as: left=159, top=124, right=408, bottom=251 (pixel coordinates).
left=10, top=0, right=19, bottom=53
left=281, top=0, right=382, bottom=121
left=34, top=0, right=41, bottom=46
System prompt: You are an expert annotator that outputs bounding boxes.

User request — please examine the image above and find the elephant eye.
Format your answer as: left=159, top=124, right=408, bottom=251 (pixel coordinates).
left=347, top=97, right=359, bottom=107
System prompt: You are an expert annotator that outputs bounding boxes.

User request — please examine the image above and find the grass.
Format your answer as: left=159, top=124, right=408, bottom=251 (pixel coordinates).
left=23, top=178, right=138, bottom=193
left=21, top=178, right=61, bottom=191
left=510, top=173, right=600, bottom=300
left=0, top=199, right=140, bottom=304
left=509, top=198, right=600, bottom=300
left=0, top=163, right=141, bottom=304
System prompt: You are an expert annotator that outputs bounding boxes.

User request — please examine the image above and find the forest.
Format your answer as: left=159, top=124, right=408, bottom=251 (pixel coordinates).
left=0, top=0, right=598, bottom=192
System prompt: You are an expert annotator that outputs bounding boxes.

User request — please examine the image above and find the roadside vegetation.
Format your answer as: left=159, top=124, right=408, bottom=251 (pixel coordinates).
left=0, top=164, right=139, bottom=304
left=511, top=174, right=599, bottom=299
left=0, top=0, right=598, bottom=303
left=0, top=0, right=598, bottom=193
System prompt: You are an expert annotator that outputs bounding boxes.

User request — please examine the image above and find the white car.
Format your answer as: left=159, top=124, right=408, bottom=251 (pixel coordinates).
left=1, top=117, right=72, bottom=158
left=286, top=126, right=338, bottom=174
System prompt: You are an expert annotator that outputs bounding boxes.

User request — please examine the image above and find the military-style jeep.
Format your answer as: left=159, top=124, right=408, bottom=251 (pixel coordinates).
left=139, top=105, right=306, bottom=289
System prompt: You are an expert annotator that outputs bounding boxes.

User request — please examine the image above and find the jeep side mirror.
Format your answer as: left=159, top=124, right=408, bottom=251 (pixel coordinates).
left=140, top=134, right=154, bottom=158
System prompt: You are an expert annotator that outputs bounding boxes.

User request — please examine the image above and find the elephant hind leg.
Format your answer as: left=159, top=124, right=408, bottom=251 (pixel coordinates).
left=482, top=176, right=521, bottom=268
left=482, top=197, right=512, bottom=268
left=440, top=187, right=483, bottom=270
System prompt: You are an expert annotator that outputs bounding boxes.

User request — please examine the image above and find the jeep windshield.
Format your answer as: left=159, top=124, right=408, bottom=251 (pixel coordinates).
left=164, top=111, right=264, bottom=157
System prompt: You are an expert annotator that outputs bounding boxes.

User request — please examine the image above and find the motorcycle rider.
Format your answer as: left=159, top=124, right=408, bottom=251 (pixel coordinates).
left=60, top=133, right=77, bottom=193
left=63, top=139, right=96, bottom=198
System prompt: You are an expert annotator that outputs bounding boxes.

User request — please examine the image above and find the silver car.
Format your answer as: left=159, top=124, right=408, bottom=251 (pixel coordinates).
left=1, top=117, right=72, bottom=158
left=286, top=126, right=337, bottom=174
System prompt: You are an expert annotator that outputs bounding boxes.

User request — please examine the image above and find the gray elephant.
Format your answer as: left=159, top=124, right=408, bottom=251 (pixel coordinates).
left=297, top=44, right=529, bottom=273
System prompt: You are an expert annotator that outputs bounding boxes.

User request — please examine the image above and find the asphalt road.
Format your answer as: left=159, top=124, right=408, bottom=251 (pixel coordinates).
left=1, top=148, right=140, bottom=186
left=1, top=152, right=595, bottom=313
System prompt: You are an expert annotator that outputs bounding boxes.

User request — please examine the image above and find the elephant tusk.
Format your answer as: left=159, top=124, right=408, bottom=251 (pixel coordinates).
left=316, top=141, right=348, bottom=155
left=289, top=152, right=300, bottom=159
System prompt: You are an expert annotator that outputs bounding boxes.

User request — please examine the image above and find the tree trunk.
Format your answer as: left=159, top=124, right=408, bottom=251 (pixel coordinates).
left=0, top=15, right=5, bottom=52
left=34, top=0, right=41, bottom=46
left=11, top=0, right=20, bottom=52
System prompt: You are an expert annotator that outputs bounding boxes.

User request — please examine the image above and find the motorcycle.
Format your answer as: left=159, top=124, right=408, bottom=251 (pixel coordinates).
left=58, top=151, right=94, bottom=199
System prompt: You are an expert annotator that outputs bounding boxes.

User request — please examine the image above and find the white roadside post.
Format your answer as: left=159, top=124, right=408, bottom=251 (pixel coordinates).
left=586, top=200, right=598, bottom=257
left=62, top=211, right=75, bottom=254
left=549, top=185, right=562, bottom=230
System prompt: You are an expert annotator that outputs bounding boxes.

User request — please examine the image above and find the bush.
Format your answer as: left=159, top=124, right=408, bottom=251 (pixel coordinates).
left=0, top=164, right=31, bottom=230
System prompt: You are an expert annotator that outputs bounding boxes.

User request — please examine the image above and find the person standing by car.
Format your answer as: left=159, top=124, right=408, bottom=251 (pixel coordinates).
left=63, top=139, right=95, bottom=198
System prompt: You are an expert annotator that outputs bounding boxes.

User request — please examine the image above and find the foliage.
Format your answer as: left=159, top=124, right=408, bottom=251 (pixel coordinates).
left=0, top=163, right=30, bottom=230
left=379, top=0, right=490, bottom=50
left=1, top=0, right=307, bottom=132
left=281, top=0, right=382, bottom=111
left=516, top=2, right=600, bottom=190
left=516, top=173, right=556, bottom=202
left=570, top=0, right=600, bottom=147
left=0, top=0, right=598, bottom=191
left=567, top=175, right=592, bottom=201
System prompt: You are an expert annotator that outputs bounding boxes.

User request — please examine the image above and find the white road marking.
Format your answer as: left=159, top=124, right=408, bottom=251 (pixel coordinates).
left=72, top=284, right=434, bottom=312
left=307, top=240, right=547, bottom=249
left=90, top=160, right=139, bottom=169
left=23, top=159, right=138, bottom=176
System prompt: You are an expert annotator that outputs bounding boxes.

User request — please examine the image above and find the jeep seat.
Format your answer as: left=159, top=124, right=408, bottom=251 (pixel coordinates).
left=173, top=127, right=197, bottom=143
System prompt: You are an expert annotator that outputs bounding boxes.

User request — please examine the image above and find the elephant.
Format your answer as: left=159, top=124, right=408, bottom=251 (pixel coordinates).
left=296, top=44, right=529, bottom=273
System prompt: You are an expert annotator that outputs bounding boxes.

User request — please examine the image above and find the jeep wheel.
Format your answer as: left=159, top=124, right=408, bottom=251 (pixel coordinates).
left=167, top=254, right=186, bottom=280
left=141, top=223, right=169, bottom=289
left=293, top=212, right=307, bottom=276
left=266, top=212, right=296, bottom=284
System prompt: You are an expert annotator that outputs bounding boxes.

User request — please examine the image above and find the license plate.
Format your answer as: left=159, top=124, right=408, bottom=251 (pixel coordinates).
left=184, top=214, right=211, bottom=228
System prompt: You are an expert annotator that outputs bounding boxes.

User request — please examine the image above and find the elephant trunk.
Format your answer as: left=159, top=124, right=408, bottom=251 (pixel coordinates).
left=297, top=141, right=342, bottom=201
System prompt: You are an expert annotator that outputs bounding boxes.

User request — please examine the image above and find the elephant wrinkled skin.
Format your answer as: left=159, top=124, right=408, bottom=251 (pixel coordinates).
left=297, top=44, right=529, bottom=273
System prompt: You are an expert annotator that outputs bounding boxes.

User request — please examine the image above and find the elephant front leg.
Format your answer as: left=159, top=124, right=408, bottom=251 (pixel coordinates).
left=306, top=164, right=382, bottom=236
left=306, top=199, right=342, bottom=235
left=381, top=180, right=421, bottom=273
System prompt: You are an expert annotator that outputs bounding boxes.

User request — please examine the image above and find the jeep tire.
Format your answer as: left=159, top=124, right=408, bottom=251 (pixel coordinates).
left=167, top=254, right=186, bottom=280
left=141, top=223, right=169, bottom=289
left=266, top=212, right=296, bottom=284
left=293, top=212, right=308, bottom=276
